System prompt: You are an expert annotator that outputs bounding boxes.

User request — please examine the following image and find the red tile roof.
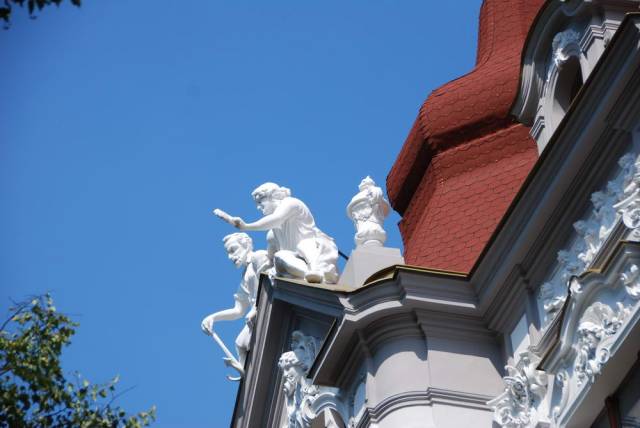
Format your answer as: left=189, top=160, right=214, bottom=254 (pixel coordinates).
left=387, top=0, right=544, bottom=272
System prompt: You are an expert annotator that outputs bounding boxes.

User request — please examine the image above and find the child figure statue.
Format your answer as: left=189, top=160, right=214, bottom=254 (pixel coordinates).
left=214, top=182, right=339, bottom=284
left=347, top=176, right=390, bottom=247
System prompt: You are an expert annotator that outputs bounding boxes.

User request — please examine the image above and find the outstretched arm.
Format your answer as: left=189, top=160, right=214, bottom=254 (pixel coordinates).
left=214, top=200, right=296, bottom=232
left=241, top=200, right=296, bottom=231
left=213, top=208, right=246, bottom=229
left=201, top=295, right=250, bottom=335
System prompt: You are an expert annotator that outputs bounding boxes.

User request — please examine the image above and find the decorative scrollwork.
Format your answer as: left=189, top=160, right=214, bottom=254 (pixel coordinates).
left=538, top=152, right=639, bottom=324
left=278, top=331, right=343, bottom=428
left=574, top=302, right=627, bottom=385
left=621, top=264, right=640, bottom=299
left=488, top=353, right=548, bottom=428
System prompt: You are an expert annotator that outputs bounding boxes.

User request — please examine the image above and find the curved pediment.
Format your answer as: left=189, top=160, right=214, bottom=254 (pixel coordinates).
left=512, top=0, right=638, bottom=152
left=540, top=241, right=640, bottom=426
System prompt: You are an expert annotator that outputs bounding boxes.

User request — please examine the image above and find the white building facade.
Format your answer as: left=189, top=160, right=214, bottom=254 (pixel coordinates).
left=207, top=1, right=640, bottom=427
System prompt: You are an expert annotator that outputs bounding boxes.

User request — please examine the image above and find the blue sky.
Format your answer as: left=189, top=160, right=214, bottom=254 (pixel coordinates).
left=1, top=1, right=480, bottom=426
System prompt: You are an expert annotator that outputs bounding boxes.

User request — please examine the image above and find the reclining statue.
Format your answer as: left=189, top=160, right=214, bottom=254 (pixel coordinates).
left=214, top=182, right=339, bottom=284
left=201, top=232, right=271, bottom=380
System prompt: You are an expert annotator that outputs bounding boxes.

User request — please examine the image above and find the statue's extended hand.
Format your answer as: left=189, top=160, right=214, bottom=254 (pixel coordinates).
left=231, top=217, right=246, bottom=229
left=213, top=208, right=246, bottom=229
left=213, top=208, right=232, bottom=223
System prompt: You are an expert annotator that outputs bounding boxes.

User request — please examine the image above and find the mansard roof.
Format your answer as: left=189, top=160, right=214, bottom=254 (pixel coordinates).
left=386, top=0, right=544, bottom=272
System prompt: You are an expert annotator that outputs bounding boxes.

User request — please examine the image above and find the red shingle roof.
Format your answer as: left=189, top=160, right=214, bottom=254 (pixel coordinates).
left=387, top=0, right=544, bottom=272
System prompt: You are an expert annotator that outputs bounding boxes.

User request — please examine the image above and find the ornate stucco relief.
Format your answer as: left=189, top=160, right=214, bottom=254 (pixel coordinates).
left=571, top=300, right=628, bottom=386
left=488, top=353, right=549, bottom=428
left=621, top=263, right=640, bottom=299
left=512, top=3, right=627, bottom=153
left=492, top=147, right=640, bottom=427
left=278, top=331, right=343, bottom=428
left=534, top=25, right=586, bottom=150
left=493, top=249, right=640, bottom=427
left=548, top=266, right=639, bottom=426
left=537, top=152, right=637, bottom=326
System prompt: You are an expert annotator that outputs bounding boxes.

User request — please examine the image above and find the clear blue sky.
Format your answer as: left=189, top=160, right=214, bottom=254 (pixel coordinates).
left=1, top=1, right=480, bottom=426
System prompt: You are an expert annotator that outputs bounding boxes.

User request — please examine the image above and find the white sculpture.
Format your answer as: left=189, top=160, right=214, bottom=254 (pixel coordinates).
left=615, top=153, right=640, bottom=239
left=573, top=302, right=626, bottom=386
left=278, top=331, right=344, bottom=428
left=539, top=282, right=565, bottom=320
left=551, top=28, right=581, bottom=68
left=621, top=264, right=640, bottom=299
left=547, top=280, right=637, bottom=425
left=488, top=352, right=548, bottom=428
left=573, top=219, right=600, bottom=264
left=201, top=232, right=271, bottom=380
left=346, top=176, right=390, bottom=248
left=278, top=331, right=321, bottom=428
left=214, top=183, right=339, bottom=284
left=538, top=151, right=640, bottom=325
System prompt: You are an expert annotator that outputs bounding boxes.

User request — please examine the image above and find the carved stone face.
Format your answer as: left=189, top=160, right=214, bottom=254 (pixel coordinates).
left=577, top=322, right=602, bottom=349
left=225, top=238, right=250, bottom=268
left=278, top=351, right=302, bottom=396
left=255, top=196, right=278, bottom=215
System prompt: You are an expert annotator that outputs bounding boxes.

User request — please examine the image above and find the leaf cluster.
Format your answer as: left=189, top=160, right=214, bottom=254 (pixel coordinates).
left=0, top=0, right=81, bottom=27
left=0, top=294, right=156, bottom=427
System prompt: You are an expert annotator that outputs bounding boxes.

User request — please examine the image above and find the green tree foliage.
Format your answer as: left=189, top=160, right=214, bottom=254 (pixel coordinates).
left=0, top=294, right=156, bottom=427
left=0, top=0, right=81, bottom=26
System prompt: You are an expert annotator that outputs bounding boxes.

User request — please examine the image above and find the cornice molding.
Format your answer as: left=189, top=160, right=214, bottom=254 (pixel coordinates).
left=416, top=310, right=496, bottom=343
left=354, top=388, right=493, bottom=428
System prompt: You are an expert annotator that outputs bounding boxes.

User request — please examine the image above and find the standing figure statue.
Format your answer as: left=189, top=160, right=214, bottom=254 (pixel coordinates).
left=347, top=176, right=390, bottom=247
left=201, top=232, right=271, bottom=381
left=214, top=182, right=339, bottom=284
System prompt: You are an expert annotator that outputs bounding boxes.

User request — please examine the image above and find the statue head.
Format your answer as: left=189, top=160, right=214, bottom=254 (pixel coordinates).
left=223, top=233, right=253, bottom=268
left=358, top=176, right=376, bottom=191
left=278, top=350, right=303, bottom=396
left=577, top=321, right=603, bottom=349
left=251, top=182, right=291, bottom=215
